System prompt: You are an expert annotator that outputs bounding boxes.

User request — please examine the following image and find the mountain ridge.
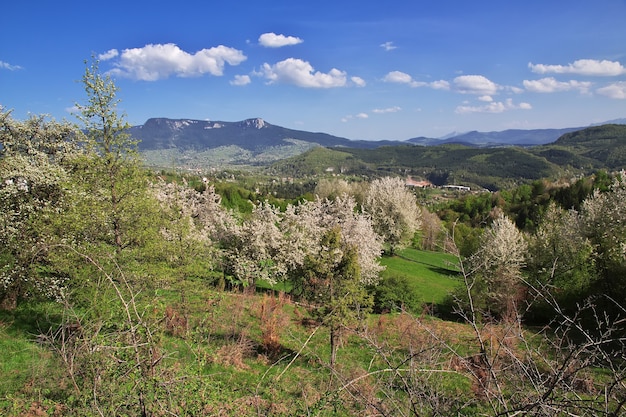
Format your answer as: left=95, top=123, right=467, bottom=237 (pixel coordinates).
left=130, top=117, right=626, bottom=151
left=130, top=117, right=389, bottom=152
left=127, top=116, right=626, bottom=171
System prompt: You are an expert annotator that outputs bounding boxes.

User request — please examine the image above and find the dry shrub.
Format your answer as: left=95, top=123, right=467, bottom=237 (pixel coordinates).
left=256, top=292, right=290, bottom=356
left=371, top=312, right=432, bottom=350
left=213, top=332, right=255, bottom=370
left=164, top=305, right=188, bottom=337
left=339, top=366, right=388, bottom=416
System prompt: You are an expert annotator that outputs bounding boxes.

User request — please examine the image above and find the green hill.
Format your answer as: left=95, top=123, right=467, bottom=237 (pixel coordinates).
left=268, top=146, right=366, bottom=176
left=550, top=124, right=626, bottom=169
left=269, top=124, right=626, bottom=190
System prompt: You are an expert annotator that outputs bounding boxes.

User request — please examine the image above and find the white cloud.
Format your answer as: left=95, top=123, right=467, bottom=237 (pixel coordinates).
left=430, top=80, right=450, bottom=90
left=478, top=95, right=493, bottom=102
left=98, top=49, right=119, bottom=61
left=65, top=105, right=80, bottom=114
left=529, top=59, right=626, bottom=76
left=455, top=98, right=532, bottom=114
left=380, top=41, right=397, bottom=51
left=453, top=75, right=499, bottom=95
left=372, top=106, right=402, bottom=114
left=258, top=32, right=303, bottom=48
left=351, top=76, right=366, bottom=87
left=0, top=60, right=22, bottom=71
left=383, top=71, right=450, bottom=90
left=596, top=81, right=626, bottom=99
left=107, top=43, right=246, bottom=81
left=260, top=58, right=348, bottom=88
left=507, top=86, right=524, bottom=94
left=383, top=71, right=423, bottom=87
left=230, top=74, right=251, bottom=86
left=523, top=77, right=591, bottom=93
left=342, top=113, right=369, bottom=122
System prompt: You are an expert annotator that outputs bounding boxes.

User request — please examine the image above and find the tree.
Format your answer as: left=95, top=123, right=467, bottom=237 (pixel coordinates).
left=467, top=212, right=527, bottom=321
left=282, top=195, right=384, bottom=287
left=73, top=57, right=148, bottom=254
left=221, top=201, right=285, bottom=289
left=526, top=202, right=595, bottom=319
left=150, top=178, right=230, bottom=270
left=363, top=176, right=422, bottom=255
left=314, top=177, right=367, bottom=203
left=0, top=108, right=80, bottom=309
left=301, top=227, right=372, bottom=369
left=419, top=208, right=447, bottom=251
left=280, top=196, right=384, bottom=369
left=579, top=171, right=626, bottom=304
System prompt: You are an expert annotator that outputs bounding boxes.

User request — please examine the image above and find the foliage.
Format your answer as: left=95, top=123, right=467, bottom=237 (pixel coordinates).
left=151, top=178, right=231, bottom=270
left=371, top=274, right=421, bottom=313
left=526, top=202, right=596, bottom=319
left=464, top=212, right=528, bottom=320
left=0, top=108, right=80, bottom=309
left=221, top=202, right=284, bottom=287
left=579, top=172, right=626, bottom=305
left=283, top=195, right=385, bottom=289
left=268, top=125, right=626, bottom=191
left=314, top=177, right=367, bottom=204
left=553, top=124, right=626, bottom=169
left=417, top=208, right=448, bottom=251
left=71, top=58, right=155, bottom=255
left=363, top=176, right=422, bottom=254
left=269, top=146, right=363, bottom=177
left=300, top=227, right=373, bottom=368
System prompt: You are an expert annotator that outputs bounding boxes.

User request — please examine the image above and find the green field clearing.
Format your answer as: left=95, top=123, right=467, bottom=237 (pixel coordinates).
left=379, top=248, right=461, bottom=305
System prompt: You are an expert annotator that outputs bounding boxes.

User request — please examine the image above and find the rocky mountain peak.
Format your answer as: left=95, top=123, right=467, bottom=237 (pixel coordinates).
left=240, top=118, right=267, bottom=129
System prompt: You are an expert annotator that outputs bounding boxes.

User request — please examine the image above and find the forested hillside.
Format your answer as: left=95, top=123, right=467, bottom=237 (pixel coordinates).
left=271, top=125, right=626, bottom=190
left=1, top=60, right=625, bottom=416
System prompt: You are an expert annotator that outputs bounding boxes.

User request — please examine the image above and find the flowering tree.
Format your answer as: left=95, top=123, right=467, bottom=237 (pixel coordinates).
left=363, top=176, right=422, bottom=255
left=151, top=178, right=232, bottom=268
left=527, top=202, right=595, bottom=315
left=282, top=195, right=384, bottom=368
left=282, top=195, right=384, bottom=287
left=221, top=202, right=284, bottom=288
left=468, top=212, right=527, bottom=321
left=0, top=108, right=79, bottom=309
left=579, top=172, right=626, bottom=303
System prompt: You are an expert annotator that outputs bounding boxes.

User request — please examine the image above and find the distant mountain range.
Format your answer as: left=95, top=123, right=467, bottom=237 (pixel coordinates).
left=130, top=117, right=393, bottom=151
left=407, top=118, right=626, bottom=147
left=128, top=116, right=626, bottom=169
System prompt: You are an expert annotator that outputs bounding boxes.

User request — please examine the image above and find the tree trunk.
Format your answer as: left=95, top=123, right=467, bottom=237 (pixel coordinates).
left=330, top=325, right=338, bottom=370
left=0, top=287, right=18, bottom=311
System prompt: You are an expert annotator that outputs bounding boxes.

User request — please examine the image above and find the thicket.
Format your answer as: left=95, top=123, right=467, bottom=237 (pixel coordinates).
left=0, top=60, right=624, bottom=416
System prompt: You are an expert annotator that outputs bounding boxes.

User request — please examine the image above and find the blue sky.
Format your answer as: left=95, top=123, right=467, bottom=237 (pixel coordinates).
left=2, top=1, right=626, bottom=140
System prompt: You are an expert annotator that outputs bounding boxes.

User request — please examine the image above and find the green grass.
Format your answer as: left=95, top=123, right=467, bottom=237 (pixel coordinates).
left=380, top=248, right=460, bottom=305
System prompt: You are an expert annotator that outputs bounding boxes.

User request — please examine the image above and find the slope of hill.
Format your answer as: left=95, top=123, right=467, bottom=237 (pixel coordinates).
left=273, top=144, right=564, bottom=190
left=270, top=124, right=626, bottom=190
left=551, top=124, right=626, bottom=169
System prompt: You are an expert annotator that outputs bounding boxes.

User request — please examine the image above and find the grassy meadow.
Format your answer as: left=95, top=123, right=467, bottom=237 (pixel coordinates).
left=0, top=248, right=620, bottom=416
left=380, top=248, right=460, bottom=305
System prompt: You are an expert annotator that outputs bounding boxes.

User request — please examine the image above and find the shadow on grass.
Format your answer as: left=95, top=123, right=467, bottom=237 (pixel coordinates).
left=395, top=253, right=460, bottom=278
left=0, top=301, right=63, bottom=337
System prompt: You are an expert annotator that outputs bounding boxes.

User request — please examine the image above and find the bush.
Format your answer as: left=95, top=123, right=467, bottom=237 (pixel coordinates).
left=371, top=274, right=421, bottom=313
